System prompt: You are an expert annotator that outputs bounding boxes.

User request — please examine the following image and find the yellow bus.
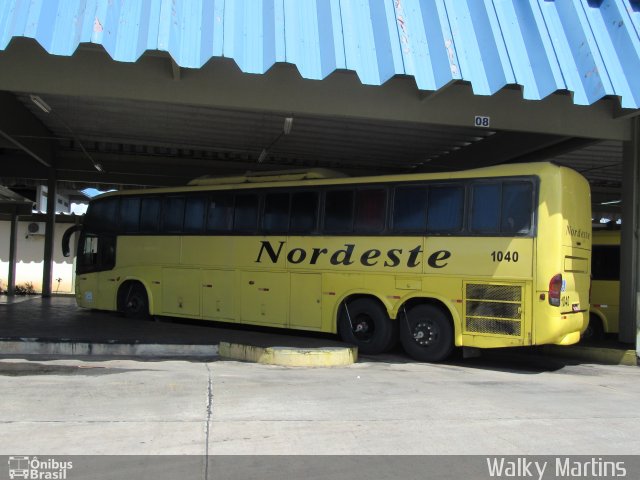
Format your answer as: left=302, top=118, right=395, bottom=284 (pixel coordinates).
left=588, top=229, right=620, bottom=339
left=63, top=162, right=591, bottom=362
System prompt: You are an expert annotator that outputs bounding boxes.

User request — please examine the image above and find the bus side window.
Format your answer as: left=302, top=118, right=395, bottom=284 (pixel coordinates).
left=324, top=190, right=354, bottom=233
left=501, top=182, right=532, bottom=234
left=355, top=188, right=386, bottom=233
left=263, top=192, right=290, bottom=233
left=234, top=194, right=259, bottom=232
left=78, top=234, right=115, bottom=273
left=393, top=186, right=427, bottom=233
left=99, top=236, right=117, bottom=268
left=140, top=197, right=161, bottom=233
left=290, top=191, right=318, bottom=234
left=80, top=234, right=99, bottom=268
left=207, top=193, right=233, bottom=232
left=592, top=245, right=620, bottom=281
left=184, top=196, right=206, bottom=233
left=427, top=185, right=464, bottom=233
left=161, top=196, right=186, bottom=233
left=87, top=197, right=119, bottom=233
left=120, top=196, right=141, bottom=233
left=470, top=183, right=500, bottom=233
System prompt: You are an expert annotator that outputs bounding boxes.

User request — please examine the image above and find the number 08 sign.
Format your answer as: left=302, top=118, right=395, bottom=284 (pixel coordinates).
left=474, top=115, right=490, bottom=128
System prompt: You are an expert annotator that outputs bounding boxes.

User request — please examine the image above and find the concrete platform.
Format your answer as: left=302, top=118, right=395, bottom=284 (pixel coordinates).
left=0, top=295, right=636, bottom=367
left=0, top=296, right=356, bottom=365
left=219, top=342, right=357, bottom=366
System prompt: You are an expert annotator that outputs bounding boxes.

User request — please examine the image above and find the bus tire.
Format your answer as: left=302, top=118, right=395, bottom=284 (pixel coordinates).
left=123, top=283, right=150, bottom=320
left=399, top=304, right=453, bottom=362
left=582, top=314, right=604, bottom=342
left=339, top=298, right=394, bottom=355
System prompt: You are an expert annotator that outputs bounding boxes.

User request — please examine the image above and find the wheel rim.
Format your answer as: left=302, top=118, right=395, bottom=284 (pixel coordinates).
left=127, top=295, right=142, bottom=313
left=411, top=319, right=439, bottom=347
left=352, top=313, right=375, bottom=342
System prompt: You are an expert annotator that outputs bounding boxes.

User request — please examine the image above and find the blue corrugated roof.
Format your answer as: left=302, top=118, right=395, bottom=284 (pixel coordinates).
left=0, top=0, right=639, bottom=108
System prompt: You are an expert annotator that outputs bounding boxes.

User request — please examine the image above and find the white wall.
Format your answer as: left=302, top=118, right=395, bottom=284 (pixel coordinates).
left=37, top=185, right=71, bottom=213
left=0, top=220, right=77, bottom=293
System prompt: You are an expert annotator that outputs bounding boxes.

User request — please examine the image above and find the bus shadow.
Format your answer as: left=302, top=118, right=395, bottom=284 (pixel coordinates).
left=0, top=361, right=154, bottom=376
left=362, top=347, right=574, bottom=374
left=155, top=316, right=577, bottom=373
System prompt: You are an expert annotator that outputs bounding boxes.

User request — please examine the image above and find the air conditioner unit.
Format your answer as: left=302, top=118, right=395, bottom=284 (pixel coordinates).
left=27, top=222, right=46, bottom=235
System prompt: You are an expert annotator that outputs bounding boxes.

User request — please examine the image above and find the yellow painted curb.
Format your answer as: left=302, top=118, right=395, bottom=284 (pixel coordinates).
left=218, top=342, right=357, bottom=367
left=542, top=345, right=638, bottom=366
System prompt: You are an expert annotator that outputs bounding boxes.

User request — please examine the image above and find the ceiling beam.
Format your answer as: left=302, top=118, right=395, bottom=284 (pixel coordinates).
left=0, top=38, right=632, bottom=142
left=0, top=91, right=54, bottom=167
left=416, top=132, right=589, bottom=171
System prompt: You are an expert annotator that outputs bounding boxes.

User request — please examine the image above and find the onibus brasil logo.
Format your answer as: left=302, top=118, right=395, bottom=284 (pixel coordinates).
left=8, top=456, right=73, bottom=479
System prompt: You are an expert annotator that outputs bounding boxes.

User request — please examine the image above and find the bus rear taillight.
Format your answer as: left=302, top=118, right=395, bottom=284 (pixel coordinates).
left=549, top=274, right=562, bottom=307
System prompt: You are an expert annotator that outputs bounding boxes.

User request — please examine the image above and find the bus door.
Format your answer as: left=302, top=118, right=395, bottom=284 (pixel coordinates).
left=76, top=233, right=117, bottom=310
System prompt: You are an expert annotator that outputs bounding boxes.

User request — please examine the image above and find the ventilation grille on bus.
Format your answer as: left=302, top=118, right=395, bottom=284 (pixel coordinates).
left=465, top=283, right=522, bottom=336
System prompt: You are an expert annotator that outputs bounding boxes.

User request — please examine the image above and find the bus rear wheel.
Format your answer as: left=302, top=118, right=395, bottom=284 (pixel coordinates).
left=400, top=304, right=453, bottom=362
left=582, top=314, right=604, bottom=342
left=122, top=283, right=150, bottom=320
left=339, top=298, right=395, bottom=355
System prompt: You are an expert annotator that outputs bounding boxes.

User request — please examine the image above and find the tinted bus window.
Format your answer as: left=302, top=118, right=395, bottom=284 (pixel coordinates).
left=427, top=185, right=464, bottom=232
left=393, top=186, right=427, bottom=232
left=471, top=183, right=500, bottom=233
left=77, top=233, right=115, bottom=273
left=162, top=196, right=185, bottom=233
left=120, top=197, right=140, bottom=233
left=140, top=197, right=161, bottom=233
left=263, top=193, right=290, bottom=233
left=184, top=196, right=206, bottom=233
left=501, top=183, right=532, bottom=234
left=87, top=197, right=119, bottom=232
left=79, top=234, right=99, bottom=268
left=234, top=194, right=259, bottom=232
left=99, top=235, right=116, bottom=268
left=290, top=191, right=318, bottom=233
left=355, top=189, right=386, bottom=233
left=324, top=190, right=354, bottom=233
left=592, top=245, right=620, bottom=281
left=207, top=193, right=233, bottom=232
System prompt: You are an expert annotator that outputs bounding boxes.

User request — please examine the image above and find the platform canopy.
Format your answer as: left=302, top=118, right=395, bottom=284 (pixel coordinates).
left=0, top=0, right=638, bottom=201
left=0, top=185, right=33, bottom=215
left=1, top=0, right=639, bottom=108
left=1, top=0, right=640, bottom=338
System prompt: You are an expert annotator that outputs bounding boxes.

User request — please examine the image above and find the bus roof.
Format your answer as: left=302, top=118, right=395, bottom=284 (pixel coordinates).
left=187, top=168, right=348, bottom=186
left=94, top=161, right=577, bottom=199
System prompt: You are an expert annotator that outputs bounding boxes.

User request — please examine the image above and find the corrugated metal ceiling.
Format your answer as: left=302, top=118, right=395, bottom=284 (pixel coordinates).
left=12, top=92, right=496, bottom=175
left=1, top=0, right=639, bottom=108
left=550, top=140, right=622, bottom=188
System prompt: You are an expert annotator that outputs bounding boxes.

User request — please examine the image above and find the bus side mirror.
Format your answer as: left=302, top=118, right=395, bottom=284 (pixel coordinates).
left=62, top=224, right=83, bottom=257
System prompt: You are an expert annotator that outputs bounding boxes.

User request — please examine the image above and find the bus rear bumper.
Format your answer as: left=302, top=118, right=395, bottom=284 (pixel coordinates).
left=537, top=310, right=587, bottom=346
left=554, top=330, right=581, bottom=346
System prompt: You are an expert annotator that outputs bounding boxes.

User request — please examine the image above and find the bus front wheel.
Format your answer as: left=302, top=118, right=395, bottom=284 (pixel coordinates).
left=122, top=283, right=150, bottom=320
left=400, top=304, right=453, bottom=362
left=338, top=298, right=395, bottom=355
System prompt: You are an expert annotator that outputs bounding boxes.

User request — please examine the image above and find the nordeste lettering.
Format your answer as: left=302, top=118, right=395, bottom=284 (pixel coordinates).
left=255, top=241, right=450, bottom=269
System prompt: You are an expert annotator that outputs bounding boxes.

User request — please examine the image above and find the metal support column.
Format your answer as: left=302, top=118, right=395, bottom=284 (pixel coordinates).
left=620, top=118, right=640, bottom=351
left=7, top=209, right=18, bottom=296
left=42, top=170, right=56, bottom=297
